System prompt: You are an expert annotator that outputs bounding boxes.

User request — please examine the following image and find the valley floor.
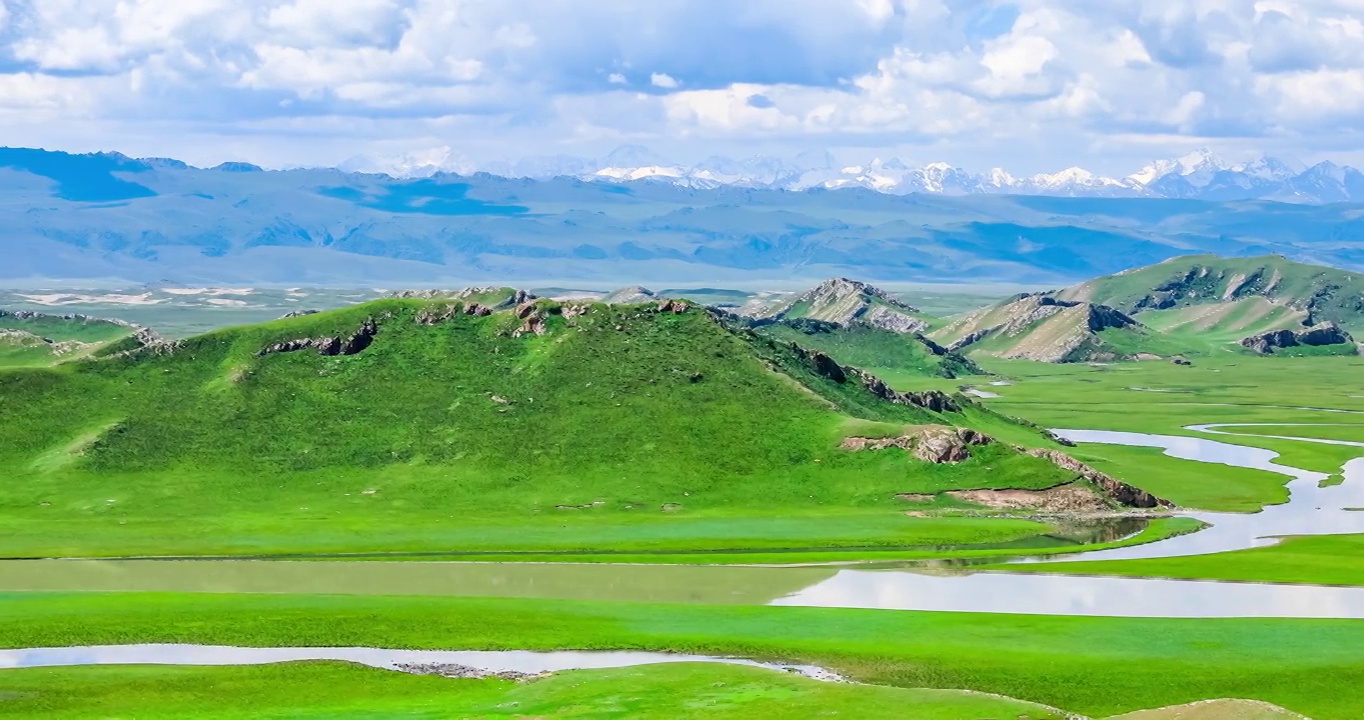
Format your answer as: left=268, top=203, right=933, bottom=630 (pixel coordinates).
left=4, top=347, right=1364, bottom=718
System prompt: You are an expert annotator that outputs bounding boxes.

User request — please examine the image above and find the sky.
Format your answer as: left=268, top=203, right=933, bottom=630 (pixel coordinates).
left=4, top=0, right=1364, bottom=175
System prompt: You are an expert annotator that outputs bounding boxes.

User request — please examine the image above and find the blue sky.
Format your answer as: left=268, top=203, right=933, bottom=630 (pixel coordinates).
left=2, top=0, right=1364, bottom=174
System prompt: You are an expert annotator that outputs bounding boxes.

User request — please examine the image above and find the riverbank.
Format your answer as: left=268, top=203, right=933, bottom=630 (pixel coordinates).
left=3, top=592, right=1362, bottom=718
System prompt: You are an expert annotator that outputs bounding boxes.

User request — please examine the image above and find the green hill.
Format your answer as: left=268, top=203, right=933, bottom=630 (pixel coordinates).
left=929, top=294, right=1196, bottom=363
left=740, top=278, right=935, bottom=332
left=733, top=278, right=977, bottom=380
left=755, top=319, right=981, bottom=381
left=0, top=295, right=1132, bottom=558
left=1054, top=254, right=1364, bottom=336
left=0, top=310, right=134, bottom=367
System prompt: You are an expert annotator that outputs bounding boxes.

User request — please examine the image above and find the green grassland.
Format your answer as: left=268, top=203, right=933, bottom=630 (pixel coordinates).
left=1065, top=443, right=1292, bottom=512
left=0, top=299, right=1093, bottom=558
left=968, top=356, right=1364, bottom=467
left=1014, top=533, right=1364, bottom=586
left=7, top=592, right=1364, bottom=719
left=876, top=354, right=1362, bottom=511
left=0, top=662, right=1070, bottom=720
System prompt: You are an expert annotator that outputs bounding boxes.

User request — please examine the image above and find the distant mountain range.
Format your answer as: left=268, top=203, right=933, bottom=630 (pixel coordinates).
left=346, top=146, right=1364, bottom=205
left=5, top=146, right=1364, bottom=286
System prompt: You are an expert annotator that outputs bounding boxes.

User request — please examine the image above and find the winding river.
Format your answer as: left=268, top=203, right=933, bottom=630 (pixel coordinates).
left=1, top=421, right=1362, bottom=619
left=2, top=420, right=1364, bottom=681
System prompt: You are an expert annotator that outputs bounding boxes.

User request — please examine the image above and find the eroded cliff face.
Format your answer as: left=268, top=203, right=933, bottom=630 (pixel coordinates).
left=841, top=425, right=1173, bottom=511
left=1240, top=322, right=1356, bottom=354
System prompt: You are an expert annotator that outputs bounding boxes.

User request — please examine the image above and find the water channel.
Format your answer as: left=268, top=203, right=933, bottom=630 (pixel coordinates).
left=2, top=422, right=1363, bottom=619
left=0, top=644, right=840, bottom=680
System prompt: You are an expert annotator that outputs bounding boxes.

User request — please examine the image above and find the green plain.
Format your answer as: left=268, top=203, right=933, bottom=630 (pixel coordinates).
left=5, top=592, right=1364, bottom=719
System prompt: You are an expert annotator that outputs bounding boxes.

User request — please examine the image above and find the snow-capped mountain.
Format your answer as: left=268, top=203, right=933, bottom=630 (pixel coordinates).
left=344, top=145, right=1364, bottom=204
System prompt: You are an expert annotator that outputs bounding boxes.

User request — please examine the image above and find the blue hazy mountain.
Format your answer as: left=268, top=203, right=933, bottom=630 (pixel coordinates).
left=2, top=147, right=1363, bottom=286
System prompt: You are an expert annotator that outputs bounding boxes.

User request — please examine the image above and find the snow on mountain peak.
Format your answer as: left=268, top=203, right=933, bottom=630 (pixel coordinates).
left=1128, top=148, right=1229, bottom=187
left=341, top=144, right=1364, bottom=203
left=984, top=167, right=1016, bottom=187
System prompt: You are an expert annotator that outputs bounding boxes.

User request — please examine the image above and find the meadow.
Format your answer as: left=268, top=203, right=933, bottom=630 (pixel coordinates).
left=3, top=592, right=1362, bottom=719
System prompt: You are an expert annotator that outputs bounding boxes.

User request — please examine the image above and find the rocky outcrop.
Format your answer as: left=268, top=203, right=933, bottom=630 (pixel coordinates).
left=1240, top=322, right=1355, bottom=354
left=945, top=329, right=989, bottom=353
left=845, top=425, right=1170, bottom=509
left=861, top=304, right=929, bottom=333
left=258, top=317, right=378, bottom=357
left=279, top=310, right=319, bottom=319
left=391, top=287, right=536, bottom=309
left=946, top=484, right=1112, bottom=513
left=841, top=425, right=993, bottom=463
left=791, top=343, right=962, bottom=413
left=1020, top=448, right=1173, bottom=509
left=511, top=302, right=549, bottom=338
left=850, top=366, right=961, bottom=412
left=744, top=278, right=927, bottom=334
left=415, top=303, right=494, bottom=324
left=653, top=299, right=690, bottom=314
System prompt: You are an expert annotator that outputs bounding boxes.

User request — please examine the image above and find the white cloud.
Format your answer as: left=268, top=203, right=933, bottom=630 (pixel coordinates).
left=5, top=0, right=1364, bottom=172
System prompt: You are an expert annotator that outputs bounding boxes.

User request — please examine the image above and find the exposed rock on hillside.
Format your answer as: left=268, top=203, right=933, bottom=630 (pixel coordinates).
left=841, top=425, right=994, bottom=463
left=1021, top=448, right=1173, bottom=509
left=845, top=427, right=1172, bottom=510
left=258, top=317, right=379, bottom=357
left=1240, top=322, right=1356, bottom=353
left=790, top=344, right=961, bottom=412
left=415, top=303, right=494, bottom=324
left=95, top=327, right=180, bottom=359
left=391, top=287, right=536, bottom=309
left=933, top=294, right=1142, bottom=362
left=745, top=278, right=929, bottom=334
left=946, top=484, right=1112, bottom=513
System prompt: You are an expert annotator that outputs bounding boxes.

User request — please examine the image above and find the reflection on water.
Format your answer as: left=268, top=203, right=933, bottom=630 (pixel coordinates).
left=772, top=569, right=1364, bottom=618
left=1030, top=428, right=1364, bottom=562
left=0, top=644, right=838, bottom=680
left=0, top=425, right=1358, bottom=619
left=0, top=561, right=834, bottom=606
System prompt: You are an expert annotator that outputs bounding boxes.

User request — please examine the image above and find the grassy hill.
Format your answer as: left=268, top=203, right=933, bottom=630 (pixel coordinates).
left=755, top=319, right=981, bottom=381
left=1054, top=254, right=1364, bottom=334
left=732, top=278, right=977, bottom=380
left=0, top=310, right=133, bottom=367
left=0, top=296, right=1102, bottom=558
left=928, top=294, right=1198, bottom=362
left=740, top=278, right=935, bottom=332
